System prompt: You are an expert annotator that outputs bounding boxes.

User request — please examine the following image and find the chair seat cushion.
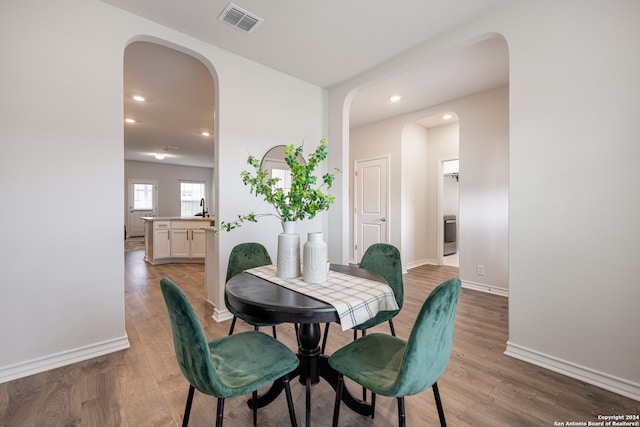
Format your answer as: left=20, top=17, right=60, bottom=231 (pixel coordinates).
left=328, top=333, right=407, bottom=397
left=209, top=331, right=299, bottom=398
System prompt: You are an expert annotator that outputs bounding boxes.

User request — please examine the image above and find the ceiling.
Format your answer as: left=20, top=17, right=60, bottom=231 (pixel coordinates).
left=116, top=0, right=511, bottom=167
left=124, top=41, right=215, bottom=168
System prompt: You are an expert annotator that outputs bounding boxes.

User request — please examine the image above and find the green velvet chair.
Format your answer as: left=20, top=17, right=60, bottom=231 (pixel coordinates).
left=225, top=242, right=281, bottom=337
left=160, top=277, right=299, bottom=427
left=328, top=278, right=462, bottom=427
left=321, top=243, right=404, bottom=353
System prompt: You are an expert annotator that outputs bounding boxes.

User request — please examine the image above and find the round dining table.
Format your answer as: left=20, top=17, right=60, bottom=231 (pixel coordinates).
left=225, top=264, right=385, bottom=427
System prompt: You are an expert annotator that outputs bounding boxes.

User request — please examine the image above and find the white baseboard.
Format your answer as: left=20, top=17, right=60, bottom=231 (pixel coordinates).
left=403, top=258, right=438, bottom=270
left=398, top=261, right=509, bottom=297
left=207, top=298, right=232, bottom=322
left=462, top=280, right=509, bottom=297
left=212, top=305, right=233, bottom=322
left=505, top=341, right=640, bottom=402
left=0, top=335, right=130, bottom=384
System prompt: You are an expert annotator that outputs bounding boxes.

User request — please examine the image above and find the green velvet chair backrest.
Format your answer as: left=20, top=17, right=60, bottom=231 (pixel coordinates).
left=393, top=278, right=461, bottom=396
left=160, top=277, right=226, bottom=397
left=226, top=242, right=272, bottom=282
left=359, top=243, right=404, bottom=310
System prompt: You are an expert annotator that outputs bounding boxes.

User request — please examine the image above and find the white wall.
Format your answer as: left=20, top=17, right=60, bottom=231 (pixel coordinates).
left=330, top=0, right=639, bottom=400
left=124, top=160, right=213, bottom=220
left=0, top=0, right=326, bottom=382
left=502, top=0, right=640, bottom=400
left=401, top=124, right=430, bottom=267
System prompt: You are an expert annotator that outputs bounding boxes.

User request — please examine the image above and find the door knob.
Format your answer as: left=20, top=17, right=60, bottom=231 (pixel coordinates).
left=380, top=218, right=386, bottom=222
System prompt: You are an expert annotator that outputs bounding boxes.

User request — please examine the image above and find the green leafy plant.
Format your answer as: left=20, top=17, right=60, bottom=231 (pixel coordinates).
left=216, top=138, right=340, bottom=233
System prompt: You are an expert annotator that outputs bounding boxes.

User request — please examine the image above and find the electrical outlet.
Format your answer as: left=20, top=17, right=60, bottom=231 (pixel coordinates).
left=476, top=264, right=485, bottom=276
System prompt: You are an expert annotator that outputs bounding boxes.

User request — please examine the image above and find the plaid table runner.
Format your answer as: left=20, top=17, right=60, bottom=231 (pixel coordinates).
left=245, top=264, right=399, bottom=331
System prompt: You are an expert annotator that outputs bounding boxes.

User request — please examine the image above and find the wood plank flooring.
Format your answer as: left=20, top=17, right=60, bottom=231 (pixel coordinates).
left=0, top=250, right=637, bottom=426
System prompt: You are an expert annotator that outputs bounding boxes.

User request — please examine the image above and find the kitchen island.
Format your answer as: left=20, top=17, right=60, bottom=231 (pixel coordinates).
left=141, top=217, right=214, bottom=265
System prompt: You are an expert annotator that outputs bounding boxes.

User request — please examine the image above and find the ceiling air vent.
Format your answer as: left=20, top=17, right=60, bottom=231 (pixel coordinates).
left=219, top=3, right=263, bottom=33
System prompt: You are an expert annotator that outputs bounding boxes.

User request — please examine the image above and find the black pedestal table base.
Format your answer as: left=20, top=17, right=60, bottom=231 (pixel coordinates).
left=247, top=323, right=372, bottom=426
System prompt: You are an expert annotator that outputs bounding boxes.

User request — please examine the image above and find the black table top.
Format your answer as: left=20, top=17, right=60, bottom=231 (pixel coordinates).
left=225, top=264, right=386, bottom=324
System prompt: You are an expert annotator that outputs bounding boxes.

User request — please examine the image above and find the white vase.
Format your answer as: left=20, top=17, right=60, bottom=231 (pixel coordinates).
left=303, top=232, right=328, bottom=283
left=277, top=221, right=300, bottom=278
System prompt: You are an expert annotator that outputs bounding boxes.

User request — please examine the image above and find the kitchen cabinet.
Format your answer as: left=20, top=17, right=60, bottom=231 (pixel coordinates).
left=170, top=221, right=206, bottom=258
left=152, top=221, right=171, bottom=259
left=142, top=217, right=213, bottom=264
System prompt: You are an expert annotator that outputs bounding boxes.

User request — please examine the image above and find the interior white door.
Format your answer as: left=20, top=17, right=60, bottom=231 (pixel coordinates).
left=355, top=156, right=389, bottom=263
left=127, top=179, right=158, bottom=238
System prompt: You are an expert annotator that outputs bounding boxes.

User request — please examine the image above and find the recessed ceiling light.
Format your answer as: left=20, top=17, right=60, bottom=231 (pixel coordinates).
left=201, top=131, right=211, bottom=137
left=389, top=95, right=402, bottom=103
left=154, top=153, right=166, bottom=160
left=125, top=118, right=137, bottom=123
left=442, top=114, right=453, bottom=120
left=132, top=95, right=145, bottom=102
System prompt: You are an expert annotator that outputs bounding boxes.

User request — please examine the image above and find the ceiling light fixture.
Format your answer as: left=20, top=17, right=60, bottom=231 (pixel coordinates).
left=132, top=95, right=145, bottom=102
left=389, top=95, right=402, bottom=102
left=442, top=114, right=454, bottom=120
left=125, top=118, right=137, bottom=123
left=154, top=153, right=166, bottom=160
left=200, top=131, right=211, bottom=137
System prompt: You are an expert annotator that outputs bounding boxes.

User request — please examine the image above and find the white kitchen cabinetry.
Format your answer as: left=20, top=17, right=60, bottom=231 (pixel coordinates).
left=170, top=228, right=190, bottom=258
left=152, top=221, right=171, bottom=260
left=142, top=217, right=213, bottom=265
left=170, top=221, right=205, bottom=259
left=191, top=228, right=206, bottom=258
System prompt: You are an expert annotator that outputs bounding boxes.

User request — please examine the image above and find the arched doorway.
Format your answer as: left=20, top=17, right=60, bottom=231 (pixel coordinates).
left=123, top=40, right=217, bottom=243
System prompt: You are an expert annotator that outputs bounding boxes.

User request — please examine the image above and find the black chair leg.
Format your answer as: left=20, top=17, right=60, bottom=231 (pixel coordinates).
left=332, top=374, right=344, bottom=427
left=397, top=397, right=406, bottom=427
left=389, top=319, right=396, bottom=336
left=283, top=375, right=297, bottom=427
left=182, top=385, right=195, bottom=427
left=432, top=382, right=447, bottom=427
left=272, top=325, right=277, bottom=339
left=321, top=322, right=330, bottom=353
left=252, top=390, right=258, bottom=426
left=305, top=373, right=312, bottom=426
left=228, top=316, right=237, bottom=335
left=371, top=393, right=376, bottom=419
left=215, top=397, right=225, bottom=427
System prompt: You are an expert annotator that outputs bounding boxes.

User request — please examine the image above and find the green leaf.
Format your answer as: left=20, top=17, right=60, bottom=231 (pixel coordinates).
left=215, top=138, right=341, bottom=231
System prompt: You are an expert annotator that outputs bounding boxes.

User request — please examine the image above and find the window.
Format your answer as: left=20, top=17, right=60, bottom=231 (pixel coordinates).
left=133, top=183, right=154, bottom=210
left=180, top=181, right=206, bottom=216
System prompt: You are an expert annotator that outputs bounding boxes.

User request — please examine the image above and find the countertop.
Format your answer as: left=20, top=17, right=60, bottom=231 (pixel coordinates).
left=141, top=216, right=214, bottom=221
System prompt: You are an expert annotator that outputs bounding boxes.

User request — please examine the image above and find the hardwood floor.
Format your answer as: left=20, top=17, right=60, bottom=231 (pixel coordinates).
left=0, top=250, right=637, bottom=426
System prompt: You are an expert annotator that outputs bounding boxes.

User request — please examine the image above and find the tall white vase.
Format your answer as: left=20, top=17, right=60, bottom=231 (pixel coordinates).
left=303, top=232, right=328, bottom=283
left=277, top=221, right=300, bottom=278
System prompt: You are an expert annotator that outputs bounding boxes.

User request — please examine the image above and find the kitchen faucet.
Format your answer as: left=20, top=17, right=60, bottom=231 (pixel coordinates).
left=199, top=198, right=207, bottom=217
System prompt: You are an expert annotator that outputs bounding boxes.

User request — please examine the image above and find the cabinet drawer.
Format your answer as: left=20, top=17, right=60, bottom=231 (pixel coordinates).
left=153, top=221, right=171, bottom=230
left=171, top=220, right=205, bottom=229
